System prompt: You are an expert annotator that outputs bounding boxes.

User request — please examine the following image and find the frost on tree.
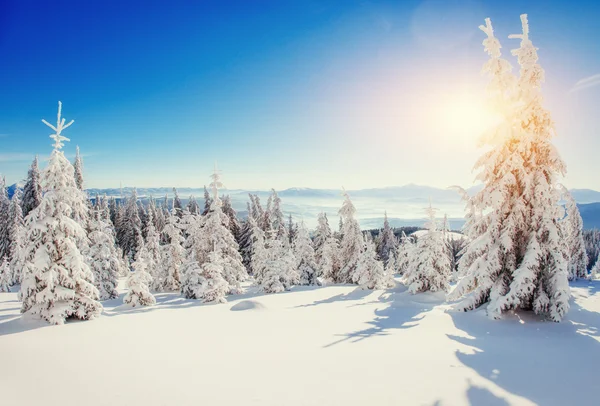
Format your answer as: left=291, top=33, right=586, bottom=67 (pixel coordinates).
left=338, top=190, right=365, bottom=284
left=314, top=212, right=340, bottom=283
left=257, top=233, right=299, bottom=294
left=293, top=221, right=319, bottom=285
left=395, top=232, right=414, bottom=276
left=21, top=156, right=43, bottom=218
left=143, top=208, right=163, bottom=291
left=560, top=191, right=587, bottom=280
left=19, top=102, right=102, bottom=324
left=0, top=177, right=10, bottom=260
left=404, top=203, right=451, bottom=294
left=448, top=16, right=571, bottom=321
left=8, top=188, right=25, bottom=285
left=377, top=211, right=398, bottom=267
left=0, top=257, right=11, bottom=292
left=124, top=241, right=156, bottom=307
left=196, top=249, right=230, bottom=303
left=73, top=146, right=84, bottom=191
left=160, top=213, right=184, bottom=291
left=354, top=235, right=394, bottom=290
left=181, top=251, right=204, bottom=299
left=88, top=203, right=123, bottom=300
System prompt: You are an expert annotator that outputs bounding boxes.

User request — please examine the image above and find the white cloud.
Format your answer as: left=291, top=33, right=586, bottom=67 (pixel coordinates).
left=570, top=73, right=600, bottom=93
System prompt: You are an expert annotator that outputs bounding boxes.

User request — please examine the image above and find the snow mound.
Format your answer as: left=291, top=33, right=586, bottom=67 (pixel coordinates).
left=230, top=300, right=266, bottom=311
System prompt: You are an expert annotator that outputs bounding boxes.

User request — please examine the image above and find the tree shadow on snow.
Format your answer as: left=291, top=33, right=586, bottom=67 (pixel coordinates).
left=323, top=284, right=446, bottom=348
left=294, top=285, right=374, bottom=309
left=446, top=298, right=600, bottom=406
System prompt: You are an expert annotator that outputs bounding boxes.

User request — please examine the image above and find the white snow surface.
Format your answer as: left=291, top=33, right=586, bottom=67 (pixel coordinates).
left=1, top=278, right=599, bottom=406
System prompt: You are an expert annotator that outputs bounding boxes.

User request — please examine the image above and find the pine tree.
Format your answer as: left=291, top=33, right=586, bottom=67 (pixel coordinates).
left=287, top=214, right=296, bottom=245
left=21, top=156, right=43, bottom=218
left=248, top=217, right=268, bottom=279
left=180, top=251, right=204, bottom=299
left=562, top=192, right=587, bottom=280
left=73, top=146, right=84, bottom=191
left=313, top=212, right=332, bottom=259
left=354, top=236, right=394, bottom=290
left=121, top=189, right=143, bottom=259
left=8, top=189, right=25, bottom=285
left=160, top=213, right=184, bottom=291
left=293, top=221, right=319, bottom=285
left=187, top=195, right=200, bottom=216
left=222, top=195, right=241, bottom=243
left=257, top=234, right=299, bottom=294
left=338, top=190, right=365, bottom=284
left=196, top=248, right=230, bottom=303
left=124, top=241, right=156, bottom=307
left=449, top=16, right=570, bottom=321
left=0, top=257, right=11, bottom=292
left=396, top=232, right=414, bottom=275
left=318, top=234, right=340, bottom=284
left=269, top=189, right=287, bottom=240
left=404, top=203, right=452, bottom=294
left=108, top=197, right=118, bottom=228
left=202, top=186, right=212, bottom=216
left=19, top=102, right=102, bottom=324
left=0, top=177, right=10, bottom=260
left=88, top=205, right=122, bottom=300
left=238, top=204, right=254, bottom=273
left=377, top=211, right=398, bottom=265
left=144, top=208, right=163, bottom=291
left=173, top=187, right=183, bottom=218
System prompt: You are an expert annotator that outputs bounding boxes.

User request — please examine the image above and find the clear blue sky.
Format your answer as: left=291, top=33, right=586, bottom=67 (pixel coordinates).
left=1, top=0, right=599, bottom=190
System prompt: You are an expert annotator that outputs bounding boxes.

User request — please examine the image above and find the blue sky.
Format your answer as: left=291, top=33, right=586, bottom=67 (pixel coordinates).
left=0, top=0, right=599, bottom=190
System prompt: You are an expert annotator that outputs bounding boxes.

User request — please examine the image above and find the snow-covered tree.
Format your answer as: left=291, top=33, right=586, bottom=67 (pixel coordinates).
left=338, top=190, right=365, bottom=284
left=21, top=156, right=42, bottom=218
left=395, top=232, right=414, bottom=275
left=318, top=234, right=340, bottom=283
left=0, top=177, right=10, bottom=260
left=377, top=211, right=398, bottom=265
left=238, top=204, right=254, bottom=273
left=0, top=257, right=11, bottom=292
left=293, top=221, right=319, bottom=285
left=121, top=189, right=143, bottom=259
left=449, top=16, right=570, bottom=321
left=19, top=102, right=102, bottom=324
left=73, top=146, right=84, bottom=191
left=180, top=251, right=204, bottom=300
left=187, top=195, right=200, bottom=216
left=195, top=249, right=230, bottom=303
left=248, top=217, right=268, bottom=279
left=404, top=203, right=451, bottom=294
left=124, top=241, right=156, bottom=307
left=222, top=195, right=241, bottom=243
left=202, top=186, right=212, bottom=216
left=313, top=212, right=331, bottom=258
left=160, top=213, right=184, bottom=291
left=354, top=235, right=394, bottom=290
left=88, top=206, right=122, bottom=300
left=8, top=189, right=25, bottom=284
left=561, top=192, right=587, bottom=280
left=257, top=233, right=299, bottom=294
left=144, top=208, right=163, bottom=291
left=173, top=187, right=183, bottom=218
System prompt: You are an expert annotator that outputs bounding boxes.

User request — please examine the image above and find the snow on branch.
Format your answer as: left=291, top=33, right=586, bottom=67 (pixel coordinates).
left=42, top=101, right=74, bottom=150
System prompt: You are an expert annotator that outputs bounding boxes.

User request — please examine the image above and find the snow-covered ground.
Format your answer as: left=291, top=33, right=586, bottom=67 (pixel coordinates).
left=1, top=279, right=599, bottom=406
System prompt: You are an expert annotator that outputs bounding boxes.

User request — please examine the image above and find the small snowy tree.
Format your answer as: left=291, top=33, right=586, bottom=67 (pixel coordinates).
left=0, top=257, right=11, bottom=292
left=124, top=242, right=155, bottom=307
left=293, top=221, right=319, bottom=285
left=404, top=203, right=451, bottom=294
left=396, top=232, right=414, bottom=275
left=144, top=208, right=163, bottom=291
left=181, top=251, right=204, bottom=300
left=0, top=177, right=10, bottom=260
left=196, top=248, right=230, bottom=303
left=354, top=235, right=394, bottom=290
left=8, top=189, right=25, bottom=285
left=377, top=212, right=398, bottom=264
left=21, top=156, right=43, bottom=218
left=73, top=146, right=84, bottom=191
left=257, top=234, right=299, bottom=294
left=19, top=102, right=102, bottom=324
left=561, top=192, right=587, bottom=280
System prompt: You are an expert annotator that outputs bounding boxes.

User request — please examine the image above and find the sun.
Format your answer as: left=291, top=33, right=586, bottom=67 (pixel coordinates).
left=439, top=92, right=500, bottom=142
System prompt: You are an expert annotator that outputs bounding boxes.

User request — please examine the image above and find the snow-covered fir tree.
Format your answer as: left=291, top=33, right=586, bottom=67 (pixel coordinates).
left=395, top=232, right=414, bottom=275
left=8, top=189, right=25, bottom=285
left=293, top=221, right=319, bottom=285
left=238, top=203, right=254, bottom=273
left=88, top=204, right=123, bottom=300
left=124, top=241, right=156, bottom=307
left=449, top=16, right=570, bottom=321
left=222, top=195, right=241, bottom=243
left=121, top=189, right=143, bottom=259
left=19, top=102, right=102, bottom=324
left=195, top=248, right=230, bottom=303
left=338, top=190, right=365, bottom=284
left=287, top=214, right=297, bottom=245
left=354, top=235, right=394, bottom=290
left=21, top=156, right=43, bottom=218
left=73, top=146, right=84, bottom=191
left=160, top=213, right=184, bottom=291
left=0, top=257, right=11, bottom=292
left=202, top=186, right=212, bottom=216
left=269, top=189, right=287, bottom=240
left=172, top=187, right=183, bottom=218
left=187, top=195, right=200, bottom=216
left=318, top=233, right=340, bottom=283
left=257, top=232, right=299, bottom=294
left=180, top=251, right=204, bottom=299
left=404, top=203, right=451, bottom=294
left=377, top=211, right=398, bottom=266
left=248, top=217, right=268, bottom=279
left=561, top=192, right=587, bottom=280
left=143, top=208, right=163, bottom=291
left=0, top=177, right=10, bottom=260
left=313, top=212, right=332, bottom=260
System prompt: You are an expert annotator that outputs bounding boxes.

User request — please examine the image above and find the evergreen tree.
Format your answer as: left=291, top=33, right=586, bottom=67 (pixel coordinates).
left=21, top=156, right=43, bottom=218
left=562, top=192, right=587, bottom=280
left=222, top=195, right=241, bottom=243
left=396, top=232, right=414, bottom=275
left=338, top=190, right=365, bottom=284
left=19, top=102, right=102, bottom=324
left=144, top=208, right=163, bottom=291
left=202, top=186, right=212, bottom=216
left=354, top=236, right=394, bottom=290
left=318, top=234, right=340, bottom=284
left=187, top=195, right=200, bottom=216
left=449, top=16, right=570, bottom=321
left=195, top=249, right=230, bottom=303
left=121, top=189, right=143, bottom=259
left=173, top=187, right=183, bottom=218
left=108, top=196, right=118, bottom=228
left=313, top=212, right=332, bottom=258
left=160, top=213, right=184, bottom=291
left=73, top=146, right=84, bottom=191
left=293, top=221, right=319, bottom=285
left=8, top=189, right=25, bottom=285
left=377, top=211, right=398, bottom=265
left=248, top=217, right=268, bottom=279
left=0, top=257, right=10, bottom=292
left=88, top=205, right=122, bottom=300
left=238, top=203, right=254, bottom=273
left=404, top=203, right=451, bottom=294
left=287, top=213, right=297, bottom=245
left=124, top=241, right=156, bottom=307
left=257, top=233, right=299, bottom=294
left=180, top=251, right=204, bottom=299
left=0, top=177, right=10, bottom=260
left=269, top=189, right=287, bottom=240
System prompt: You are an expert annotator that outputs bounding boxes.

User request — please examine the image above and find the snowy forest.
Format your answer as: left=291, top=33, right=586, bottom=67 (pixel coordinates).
left=1, top=12, right=599, bottom=406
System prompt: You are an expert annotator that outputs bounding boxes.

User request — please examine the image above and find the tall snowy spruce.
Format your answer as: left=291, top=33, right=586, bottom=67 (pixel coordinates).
left=396, top=232, right=414, bottom=275
left=292, top=221, right=319, bottom=285
left=0, top=177, right=10, bottom=260
left=124, top=241, right=156, bottom=307
left=561, top=192, right=587, bottom=280
left=19, top=102, right=102, bottom=324
left=404, top=203, right=451, bottom=294
left=160, top=213, right=184, bottom=291
left=256, top=231, right=299, bottom=294
left=21, top=156, right=43, bottom=218
left=313, top=212, right=340, bottom=283
left=337, top=190, right=365, bottom=284
left=73, top=146, right=84, bottom=191
left=8, top=189, right=25, bottom=285
left=143, top=208, right=163, bottom=291
left=377, top=211, right=398, bottom=267
left=0, top=257, right=11, bottom=292
left=449, top=16, right=571, bottom=321
left=354, top=235, right=394, bottom=290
